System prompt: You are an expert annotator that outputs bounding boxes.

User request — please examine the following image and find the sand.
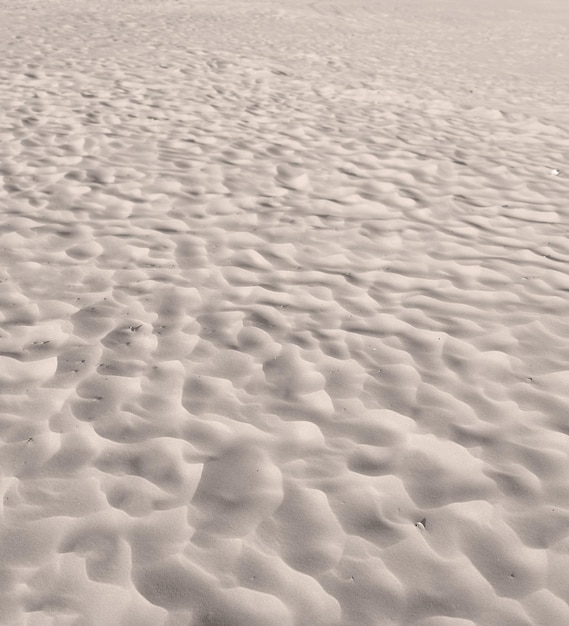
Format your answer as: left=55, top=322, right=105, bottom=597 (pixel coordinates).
left=1, top=0, right=569, bottom=624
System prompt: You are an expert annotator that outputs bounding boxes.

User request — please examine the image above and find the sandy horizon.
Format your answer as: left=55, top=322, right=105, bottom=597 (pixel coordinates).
left=1, top=0, right=569, bottom=624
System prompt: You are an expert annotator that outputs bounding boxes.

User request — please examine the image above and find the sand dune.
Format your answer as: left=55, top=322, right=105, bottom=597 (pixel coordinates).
left=1, top=0, right=569, bottom=624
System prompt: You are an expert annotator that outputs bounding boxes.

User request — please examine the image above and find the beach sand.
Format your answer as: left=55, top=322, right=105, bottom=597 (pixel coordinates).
left=1, top=0, right=569, bottom=624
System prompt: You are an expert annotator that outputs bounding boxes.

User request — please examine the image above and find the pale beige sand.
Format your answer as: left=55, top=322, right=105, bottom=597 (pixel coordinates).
left=1, top=0, right=569, bottom=624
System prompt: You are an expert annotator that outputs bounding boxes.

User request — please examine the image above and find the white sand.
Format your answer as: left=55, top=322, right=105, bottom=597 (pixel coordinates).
left=1, top=0, right=569, bottom=624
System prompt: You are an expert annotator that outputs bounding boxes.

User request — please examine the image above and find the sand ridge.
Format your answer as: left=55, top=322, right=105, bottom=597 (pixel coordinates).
left=1, top=0, right=569, bottom=624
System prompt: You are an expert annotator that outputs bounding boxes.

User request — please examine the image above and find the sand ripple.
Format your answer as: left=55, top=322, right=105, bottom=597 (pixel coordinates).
left=1, top=0, right=569, bottom=624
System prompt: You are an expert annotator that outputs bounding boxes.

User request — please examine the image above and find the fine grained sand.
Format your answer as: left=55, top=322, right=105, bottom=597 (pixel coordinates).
left=1, top=0, right=569, bottom=624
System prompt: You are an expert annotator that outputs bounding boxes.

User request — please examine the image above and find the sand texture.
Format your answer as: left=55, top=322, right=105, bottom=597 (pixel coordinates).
left=1, top=0, right=569, bottom=624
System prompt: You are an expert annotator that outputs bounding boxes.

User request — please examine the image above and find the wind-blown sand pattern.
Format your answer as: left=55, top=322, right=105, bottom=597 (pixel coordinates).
left=1, top=0, right=569, bottom=624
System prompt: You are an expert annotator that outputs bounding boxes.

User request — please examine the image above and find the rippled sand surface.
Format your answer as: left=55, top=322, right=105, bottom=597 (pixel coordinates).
left=1, top=1, right=569, bottom=624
